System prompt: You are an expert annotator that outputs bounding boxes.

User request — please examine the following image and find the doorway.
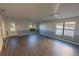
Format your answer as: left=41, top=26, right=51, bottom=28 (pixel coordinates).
left=29, top=24, right=37, bottom=32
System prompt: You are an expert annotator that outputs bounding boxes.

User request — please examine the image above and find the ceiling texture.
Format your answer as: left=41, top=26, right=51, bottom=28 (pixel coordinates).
left=0, top=3, right=79, bottom=22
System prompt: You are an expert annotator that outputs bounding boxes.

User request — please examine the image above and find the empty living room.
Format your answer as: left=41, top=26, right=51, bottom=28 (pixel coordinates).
left=0, top=2, right=79, bottom=57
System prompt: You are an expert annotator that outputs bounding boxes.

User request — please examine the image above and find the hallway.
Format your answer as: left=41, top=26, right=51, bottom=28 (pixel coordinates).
left=0, top=33, right=79, bottom=56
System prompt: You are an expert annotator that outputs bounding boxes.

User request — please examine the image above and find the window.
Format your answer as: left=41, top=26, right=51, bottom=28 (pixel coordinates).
left=56, top=23, right=63, bottom=35
left=29, top=24, right=36, bottom=29
left=56, top=29, right=63, bottom=35
left=29, top=24, right=33, bottom=29
left=56, top=22, right=76, bottom=37
left=29, top=24, right=36, bottom=32
left=10, top=23, right=16, bottom=32
left=56, top=23, right=63, bottom=29
left=64, top=22, right=76, bottom=36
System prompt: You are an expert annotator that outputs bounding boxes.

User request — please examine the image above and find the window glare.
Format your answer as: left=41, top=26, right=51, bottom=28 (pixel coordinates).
left=64, top=30, right=74, bottom=37
left=56, top=29, right=63, bottom=35
left=65, top=22, right=76, bottom=24
left=10, top=23, right=16, bottom=32
left=65, top=22, right=76, bottom=29
left=56, top=23, right=63, bottom=29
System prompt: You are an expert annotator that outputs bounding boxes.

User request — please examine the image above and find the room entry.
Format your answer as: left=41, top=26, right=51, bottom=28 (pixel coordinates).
left=29, top=24, right=37, bottom=32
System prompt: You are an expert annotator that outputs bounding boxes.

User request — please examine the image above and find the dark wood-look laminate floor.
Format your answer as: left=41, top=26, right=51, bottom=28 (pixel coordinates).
left=0, top=33, right=79, bottom=56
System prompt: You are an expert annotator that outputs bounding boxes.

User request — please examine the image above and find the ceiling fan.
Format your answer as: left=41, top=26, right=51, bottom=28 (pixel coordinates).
left=49, top=3, right=60, bottom=17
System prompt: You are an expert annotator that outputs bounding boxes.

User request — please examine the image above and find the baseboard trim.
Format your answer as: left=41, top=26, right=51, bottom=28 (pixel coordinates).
left=6, top=32, right=33, bottom=39
left=39, top=33, right=79, bottom=46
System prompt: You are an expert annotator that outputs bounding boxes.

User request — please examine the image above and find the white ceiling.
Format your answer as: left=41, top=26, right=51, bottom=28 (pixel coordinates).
left=0, top=3, right=79, bottom=22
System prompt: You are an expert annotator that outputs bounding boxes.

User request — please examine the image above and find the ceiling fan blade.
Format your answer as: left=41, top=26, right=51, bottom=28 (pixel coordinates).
left=53, top=3, right=60, bottom=14
left=49, top=3, right=60, bottom=17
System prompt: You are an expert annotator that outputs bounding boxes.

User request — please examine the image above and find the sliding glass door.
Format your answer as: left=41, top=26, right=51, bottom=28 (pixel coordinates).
left=56, top=22, right=76, bottom=37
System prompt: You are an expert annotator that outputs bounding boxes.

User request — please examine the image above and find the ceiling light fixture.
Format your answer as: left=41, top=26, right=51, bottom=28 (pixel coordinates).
left=49, top=13, right=58, bottom=17
left=54, top=13, right=58, bottom=17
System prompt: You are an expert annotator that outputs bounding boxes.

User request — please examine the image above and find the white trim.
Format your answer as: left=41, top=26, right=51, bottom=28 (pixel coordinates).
left=4, top=32, right=33, bottom=47
left=6, top=32, right=33, bottom=38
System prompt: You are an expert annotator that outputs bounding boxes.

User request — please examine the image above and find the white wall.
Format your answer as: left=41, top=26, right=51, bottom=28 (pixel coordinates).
left=0, top=16, right=6, bottom=38
left=3, top=16, right=79, bottom=37
left=39, top=21, right=55, bottom=33
left=4, top=19, right=30, bottom=36
left=39, top=16, right=79, bottom=45
left=0, top=16, right=6, bottom=52
left=39, top=16, right=79, bottom=36
left=4, top=18, right=38, bottom=36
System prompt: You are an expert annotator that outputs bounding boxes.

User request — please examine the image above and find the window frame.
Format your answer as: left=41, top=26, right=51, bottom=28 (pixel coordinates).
left=56, top=21, right=76, bottom=37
